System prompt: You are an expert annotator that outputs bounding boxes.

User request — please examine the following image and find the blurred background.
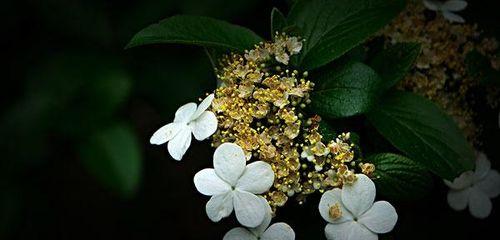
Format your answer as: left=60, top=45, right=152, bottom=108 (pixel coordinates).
left=1, top=0, right=499, bottom=239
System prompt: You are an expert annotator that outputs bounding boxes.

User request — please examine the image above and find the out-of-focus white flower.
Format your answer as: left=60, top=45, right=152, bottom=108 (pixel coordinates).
left=149, top=94, right=217, bottom=160
left=319, top=174, right=398, bottom=240
left=223, top=197, right=295, bottom=240
left=423, top=0, right=467, bottom=23
left=445, top=152, right=500, bottom=218
left=193, top=143, right=275, bottom=227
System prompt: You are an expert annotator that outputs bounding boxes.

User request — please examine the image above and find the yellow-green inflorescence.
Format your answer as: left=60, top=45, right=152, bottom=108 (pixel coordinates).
left=209, top=33, right=374, bottom=211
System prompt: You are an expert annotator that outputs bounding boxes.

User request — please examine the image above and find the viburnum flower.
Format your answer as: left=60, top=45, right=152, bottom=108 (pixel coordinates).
left=423, top=0, right=467, bottom=23
left=318, top=174, right=398, bottom=240
left=194, top=143, right=275, bottom=227
left=149, top=94, right=217, bottom=160
left=223, top=197, right=295, bottom=240
left=445, top=152, right=500, bottom=218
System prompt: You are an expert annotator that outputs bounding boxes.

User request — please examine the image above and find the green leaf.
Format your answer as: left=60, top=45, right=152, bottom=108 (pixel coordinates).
left=366, top=91, right=474, bottom=180
left=367, top=153, right=433, bottom=201
left=126, top=15, right=263, bottom=51
left=80, top=124, right=142, bottom=198
left=465, top=50, right=500, bottom=86
left=369, top=43, right=421, bottom=91
left=309, top=62, right=384, bottom=118
left=288, top=0, right=405, bottom=70
left=318, top=120, right=337, bottom=143
left=271, top=8, right=287, bottom=38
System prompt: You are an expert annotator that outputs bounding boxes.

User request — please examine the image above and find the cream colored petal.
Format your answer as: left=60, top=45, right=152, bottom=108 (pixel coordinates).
left=423, top=0, right=441, bottom=11
left=468, top=187, right=492, bottom=219
left=190, top=111, right=218, bottom=141
left=475, top=170, right=500, bottom=198
left=233, top=190, right=267, bottom=228
left=167, top=126, right=192, bottom=161
left=358, top=201, right=398, bottom=234
left=193, top=168, right=231, bottom=196
left=192, top=94, right=214, bottom=120
left=473, top=152, right=491, bottom=182
left=342, top=174, right=375, bottom=217
left=206, top=192, right=234, bottom=222
left=442, top=11, right=465, bottom=23
left=173, top=102, right=197, bottom=124
left=444, top=171, right=473, bottom=190
left=261, top=223, right=295, bottom=240
left=223, top=227, right=257, bottom=240
left=447, top=188, right=470, bottom=211
left=324, top=222, right=377, bottom=240
left=214, top=143, right=246, bottom=186
left=149, top=122, right=182, bottom=145
left=236, top=161, right=274, bottom=194
left=318, top=189, right=353, bottom=224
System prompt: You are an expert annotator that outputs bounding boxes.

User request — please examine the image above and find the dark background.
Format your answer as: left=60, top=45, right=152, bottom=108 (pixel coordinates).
left=1, top=0, right=499, bottom=239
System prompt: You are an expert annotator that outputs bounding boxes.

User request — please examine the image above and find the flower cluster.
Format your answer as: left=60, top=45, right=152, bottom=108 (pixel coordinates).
left=379, top=0, right=500, bottom=146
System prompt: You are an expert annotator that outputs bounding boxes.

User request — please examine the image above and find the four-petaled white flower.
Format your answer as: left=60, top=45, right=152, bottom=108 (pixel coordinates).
left=445, top=152, right=500, bottom=218
left=319, top=174, right=398, bottom=240
left=223, top=197, right=295, bottom=240
left=150, top=94, right=218, bottom=160
left=194, top=143, right=275, bottom=227
left=423, top=0, right=467, bottom=23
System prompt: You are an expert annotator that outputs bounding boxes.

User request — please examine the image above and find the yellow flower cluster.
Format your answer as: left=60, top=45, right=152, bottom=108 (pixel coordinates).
left=211, top=34, right=371, bottom=210
left=379, top=0, right=499, bottom=146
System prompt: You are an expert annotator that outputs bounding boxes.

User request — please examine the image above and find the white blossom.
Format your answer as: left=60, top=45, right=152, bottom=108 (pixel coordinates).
left=445, top=152, right=500, bottom=218
left=423, top=0, right=467, bottom=23
left=193, top=143, right=275, bottom=227
left=319, top=174, right=398, bottom=240
left=149, top=94, right=217, bottom=160
left=223, top=197, right=295, bottom=240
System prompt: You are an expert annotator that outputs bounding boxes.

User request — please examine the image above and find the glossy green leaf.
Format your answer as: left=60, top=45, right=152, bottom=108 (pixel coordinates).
left=271, top=8, right=287, bottom=38
left=288, top=0, right=405, bottom=70
left=369, top=43, right=421, bottom=91
left=309, top=62, right=384, bottom=118
left=368, top=153, right=432, bottom=201
left=126, top=15, right=263, bottom=51
left=366, top=91, right=475, bottom=180
left=80, top=124, right=142, bottom=198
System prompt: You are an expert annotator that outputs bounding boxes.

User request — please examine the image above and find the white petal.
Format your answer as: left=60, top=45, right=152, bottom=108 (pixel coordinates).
left=193, top=169, right=231, bottom=196
left=192, top=94, right=215, bottom=120
left=190, top=111, right=218, bottom=141
left=444, top=171, right=473, bottom=190
left=214, top=143, right=247, bottom=186
left=442, top=0, right=467, bottom=11
left=475, top=170, right=500, bottom=198
left=423, top=0, right=441, bottom=11
left=233, top=190, right=267, bottom=228
left=173, top=102, right=197, bottom=124
left=468, top=187, right=492, bottom=219
left=324, top=222, right=377, bottom=240
left=319, top=189, right=353, bottom=224
left=447, top=188, right=470, bottom=211
left=442, top=11, right=465, bottom=23
left=167, top=126, right=192, bottom=161
left=358, top=201, right=397, bottom=234
left=342, top=174, right=376, bottom=217
left=261, top=223, right=295, bottom=240
left=249, top=197, right=272, bottom=236
left=149, top=122, right=182, bottom=145
left=206, top=192, right=234, bottom=222
left=236, top=161, right=274, bottom=194
left=473, top=152, right=491, bottom=182
left=223, top=227, right=257, bottom=240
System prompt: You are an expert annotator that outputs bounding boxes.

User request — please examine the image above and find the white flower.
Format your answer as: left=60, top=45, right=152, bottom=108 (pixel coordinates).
left=445, top=152, right=500, bottom=218
left=149, top=94, right=217, bottom=160
left=193, top=143, right=275, bottom=227
left=423, top=0, right=467, bottom=23
left=286, top=37, right=303, bottom=55
left=223, top=197, right=295, bottom=240
left=300, top=146, right=315, bottom=161
left=319, top=174, right=398, bottom=240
